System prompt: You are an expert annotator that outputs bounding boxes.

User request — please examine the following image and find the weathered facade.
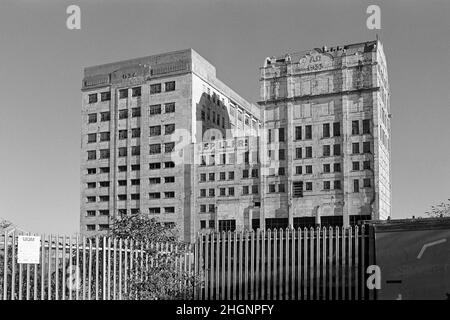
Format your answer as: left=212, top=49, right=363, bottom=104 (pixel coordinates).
left=80, top=49, right=261, bottom=242
left=258, top=40, right=391, bottom=229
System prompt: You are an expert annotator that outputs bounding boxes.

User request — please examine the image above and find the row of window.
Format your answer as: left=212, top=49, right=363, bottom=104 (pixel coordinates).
left=201, top=108, right=226, bottom=129
left=86, top=142, right=176, bottom=160
left=86, top=192, right=176, bottom=202
left=86, top=124, right=175, bottom=144
left=86, top=176, right=175, bottom=188
left=87, top=82, right=176, bottom=104
left=86, top=103, right=176, bottom=124
left=269, top=120, right=371, bottom=143
left=199, top=169, right=257, bottom=182
left=85, top=162, right=175, bottom=175
left=199, top=151, right=257, bottom=166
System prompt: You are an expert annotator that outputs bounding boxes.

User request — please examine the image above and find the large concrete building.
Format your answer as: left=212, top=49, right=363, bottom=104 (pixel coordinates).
left=80, top=49, right=261, bottom=241
left=80, top=40, right=391, bottom=242
left=258, top=40, right=391, bottom=229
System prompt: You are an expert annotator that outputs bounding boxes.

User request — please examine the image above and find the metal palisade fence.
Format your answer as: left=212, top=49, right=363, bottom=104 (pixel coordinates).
left=0, top=225, right=374, bottom=300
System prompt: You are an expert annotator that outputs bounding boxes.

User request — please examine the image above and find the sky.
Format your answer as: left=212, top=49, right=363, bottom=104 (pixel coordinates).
left=0, top=0, right=449, bottom=235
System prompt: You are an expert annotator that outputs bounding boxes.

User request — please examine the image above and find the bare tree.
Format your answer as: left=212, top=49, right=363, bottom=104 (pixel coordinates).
left=425, top=200, right=450, bottom=217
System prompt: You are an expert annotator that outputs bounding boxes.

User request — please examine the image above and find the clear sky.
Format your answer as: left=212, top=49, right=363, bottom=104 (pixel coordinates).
left=0, top=0, right=449, bottom=235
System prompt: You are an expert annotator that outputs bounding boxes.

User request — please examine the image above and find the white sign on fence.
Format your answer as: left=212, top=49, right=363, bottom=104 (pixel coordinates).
left=17, top=236, right=41, bottom=264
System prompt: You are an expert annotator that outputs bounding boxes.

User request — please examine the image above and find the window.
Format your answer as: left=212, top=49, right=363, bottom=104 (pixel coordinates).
left=149, top=162, right=161, bottom=170
left=165, top=81, right=175, bottom=92
left=87, top=168, right=96, bottom=175
left=279, top=128, right=285, bottom=142
left=86, top=225, right=96, bottom=231
left=100, top=167, right=109, bottom=173
left=209, top=189, right=215, bottom=197
left=88, top=133, right=96, bottom=143
left=118, top=209, right=127, bottom=216
left=352, top=120, right=359, bottom=135
left=149, top=104, right=161, bottom=115
left=333, top=122, right=341, bottom=137
left=295, top=148, right=302, bottom=159
left=131, top=146, right=140, bottom=156
left=118, top=166, right=127, bottom=172
left=320, top=216, right=343, bottom=228
left=305, top=125, right=312, bottom=139
left=228, top=187, right=235, bottom=196
left=243, top=186, right=249, bottom=195
left=164, top=161, right=175, bottom=168
left=99, top=210, right=109, bottom=216
left=293, top=217, right=316, bottom=229
left=323, top=181, right=330, bottom=190
left=88, top=113, right=97, bottom=123
left=242, top=169, right=249, bottom=179
left=323, top=145, right=331, bottom=157
left=353, top=179, right=359, bottom=193
left=278, top=167, right=285, bottom=176
left=119, top=89, right=128, bottom=99
left=149, top=208, right=160, bottom=214
left=363, top=160, right=371, bottom=170
left=228, top=172, right=234, bottom=180
left=305, top=182, right=313, bottom=191
left=164, top=207, right=175, bottom=214
left=86, top=210, right=96, bottom=217
left=200, top=189, right=206, bottom=197
left=200, top=220, right=206, bottom=229
left=220, top=172, right=226, bottom=180
left=278, top=183, right=285, bottom=193
left=87, top=196, right=96, bottom=203
left=305, top=165, right=312, bottom=174
left=295, top=126, right=302, bottom=140
left=362, top=119, right=371, bottom=134
left=165, top=102, right=175, bottom=113
left=334, top=163, right=341, bottom=172
left=88, top=93, right=97, bottom=103
left=165, top=177, right=175, bottom=183
left=200, top=173, right=206, bottom=182
left=132, top=86, right=141, bottom=97
left=99, top=195, right=109, bottom=202
left=100, top=92, right=110, bottom=101
left=352, top=143, right=360, bottom=154
left=149, top=193, right=160, bottom=199
left=219, top=220, right=236, bottom=232
left=119, top=130, right=127, bottom=140
left=323, top=123, right=330, bottom=138
left=165, top=124, right=175, bottom=135
left=333, top=144, right=341, bottom=156
left=352, top=161, right=360, bottom=171
left=149, top=144, right=161, bottom=154
left=131, top=164, right=140, bottom=171
left=295, top=166, right=302, bottom=175
left=293, top=181, right=303, bottom=197
left=265, top=218, right=288, bottom=230
left=269, top=184, right=276, bottom=193
left=279, top=149, right=285, bottom=160
left=118, top=179, right=127, bottom=186
left=130, top=209, right=139, bottom=215
left=268, top=129, right=272, bottom=143
left=150, top=83, right=161, bottom=94
left=334, top=180, right=341, bottom=190
left=252, top=185, right=258, bottom=194
left=209, top=173, right=215, bottom=181
left=200, top=205, right=207, bottom=213
left=132, top=107, right=141, bottom=117
left=99, top=132, right=110, bottom=142
left=149, top=125, right=161, bottom=136
left=101, top=112, right=110, bottom=122
left=164, top=192, right=175, bottom=198
left=87, top=150, right=96, bottom=160
left=87, top=182, right=96, bottom=189
left=251, top=169, right=258, bottom=178
left=99, top=181, right=109, bottom=187
left=209, top=220, right=215, bottom=229
left=118, top=147, right=127, bottom=157
left=220, top=187, right=226, bottom=196
left=323, top=164, right=330, bottom=173
left=305, top=147, right=312, bottom=158
left=164, top=142, right=175, bottom=153
left=100, top=149, right=110, bottom=159
left=131, top=128, right=140, bottom=138
left=363, top=178, right=371, bottom=188
left=149, top=177, right=161, bottom=184
left=363, top=141, right=371, bottom=153
left=119, top=109, right=128, bottom=119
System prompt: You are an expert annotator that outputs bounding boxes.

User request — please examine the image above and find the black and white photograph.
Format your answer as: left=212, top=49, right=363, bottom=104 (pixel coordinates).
left=0, top=0, right=449, bottom=311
